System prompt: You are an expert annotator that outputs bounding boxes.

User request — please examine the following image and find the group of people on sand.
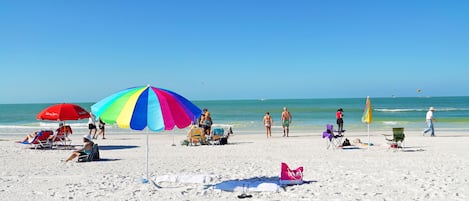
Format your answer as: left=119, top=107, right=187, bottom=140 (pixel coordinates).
left=19, top=121, right=93, bottom=162
left=263, top=105, right=438, bottom=138
left=263, top=107, right=293, bottom=138
left=198, top=108, right=213, bottom=136
left=20, top=122, right=70, bottom=143
left=88, top=113, right=106, bottom=140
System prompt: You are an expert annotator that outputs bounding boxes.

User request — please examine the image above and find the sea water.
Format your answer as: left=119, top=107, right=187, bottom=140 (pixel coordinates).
left=1, top=96, right=468, bottom=136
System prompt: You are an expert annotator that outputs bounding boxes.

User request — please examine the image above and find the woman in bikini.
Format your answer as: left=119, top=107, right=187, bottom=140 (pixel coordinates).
left=263, top=112, right=273, bottom=138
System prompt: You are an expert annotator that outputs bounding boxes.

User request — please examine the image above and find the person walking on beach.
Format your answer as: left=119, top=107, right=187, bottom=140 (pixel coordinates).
left=281, top=107, right=292, bottom=137
left=336, top=108, right=344, bottom=134
left=95, top=117, right=106, bottom=140
left=263, top=112, right=273, bottom=138
left=423, top=106, right=437, bottom=136
left=88, top=113, right=97, bottom=138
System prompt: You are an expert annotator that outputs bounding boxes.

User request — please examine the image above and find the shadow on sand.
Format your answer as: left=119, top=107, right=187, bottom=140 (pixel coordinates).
left=209, top=176, right=316, bottom=192
left=98, top=145, right=139, bottom=150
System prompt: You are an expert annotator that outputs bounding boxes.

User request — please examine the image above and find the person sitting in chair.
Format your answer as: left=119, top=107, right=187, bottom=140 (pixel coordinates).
left=64, top=135, right=94, bottom=162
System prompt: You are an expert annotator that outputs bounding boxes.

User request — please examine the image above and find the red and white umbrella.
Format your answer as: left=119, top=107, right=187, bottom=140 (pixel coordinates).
left=37, top=103, right=90, bottom=121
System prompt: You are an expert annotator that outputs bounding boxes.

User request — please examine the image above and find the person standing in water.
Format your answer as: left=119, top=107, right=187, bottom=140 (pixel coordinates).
left=281, top=107, right=292, bottom=137
left=336, top=108, right=344, bottom=135
left=263, top=112, right=273, bottom=138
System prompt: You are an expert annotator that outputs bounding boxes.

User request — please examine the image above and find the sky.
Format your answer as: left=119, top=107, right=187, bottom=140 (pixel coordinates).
left=1, top=0, right=468, bottom=104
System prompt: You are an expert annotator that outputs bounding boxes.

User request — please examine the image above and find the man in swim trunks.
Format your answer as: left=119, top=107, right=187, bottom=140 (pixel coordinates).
left=263, top=112, right=273, bottom=138
left=281, top=107, right=292, bottom=137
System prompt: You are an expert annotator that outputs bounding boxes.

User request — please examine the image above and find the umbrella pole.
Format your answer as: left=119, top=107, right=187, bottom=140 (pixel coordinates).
left=171, top=132, right=176, bottom=146
left=367, top=123, right=371, bottom=149
left=142, top=130, right=149, bottom=184
left=146, top=130, right=149, bottom=182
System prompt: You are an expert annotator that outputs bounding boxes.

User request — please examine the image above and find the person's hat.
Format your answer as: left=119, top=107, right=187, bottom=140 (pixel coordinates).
left=429, top=107, right=435, bottom=111
left=338, top=108, right=343, bottom=112
left=83, top=134, right=92, bottom=141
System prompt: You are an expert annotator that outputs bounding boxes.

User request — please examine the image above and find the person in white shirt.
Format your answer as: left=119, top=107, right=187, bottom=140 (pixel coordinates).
left=88, top=113, right=97, bottom=137
left=423, top=107, right=436, bottom=136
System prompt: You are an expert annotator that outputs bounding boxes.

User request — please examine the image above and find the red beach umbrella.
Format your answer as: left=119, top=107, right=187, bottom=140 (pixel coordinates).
left=36, top=103, right=90, bottom=121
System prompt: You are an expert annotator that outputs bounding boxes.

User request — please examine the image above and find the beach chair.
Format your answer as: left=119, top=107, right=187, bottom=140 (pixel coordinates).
left=22, top=130, right=54, bottom=149
left=78, top=143, right=100, bottom=162
left=187, top=126, right=206, bottom=145
left=210, top=126, right=233, bottom=145
left=52, top=125, right=73, bottom=148
left=383, top=127, right=405, bottom=150
left=322, top=124, right=343, bottom=149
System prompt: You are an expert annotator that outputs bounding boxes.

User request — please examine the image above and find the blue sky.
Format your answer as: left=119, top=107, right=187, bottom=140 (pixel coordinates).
left=1, top=0, right=468, bottom=104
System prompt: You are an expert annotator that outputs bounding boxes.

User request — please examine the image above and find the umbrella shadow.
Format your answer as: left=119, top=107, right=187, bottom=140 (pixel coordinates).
left=207, top=176, right=316, bottom=191
left=95, top=158, right=122, bottom=162
left=98, top=145, right=139, bottom=150
left=400, top=146, right=426, bottom=152
left=226, top=141, right=255, bottom=145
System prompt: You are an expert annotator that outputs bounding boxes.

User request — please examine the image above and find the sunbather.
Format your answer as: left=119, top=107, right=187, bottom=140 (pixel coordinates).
left=20, top=130, right=56, bottom=143
left=65, top=135, right=94, bottom=162
left=20, top=131, right=41, bottom=143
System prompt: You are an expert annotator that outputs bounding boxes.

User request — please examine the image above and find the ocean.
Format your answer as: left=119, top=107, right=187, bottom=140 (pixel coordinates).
left=1, top=96, right=468, bottom=136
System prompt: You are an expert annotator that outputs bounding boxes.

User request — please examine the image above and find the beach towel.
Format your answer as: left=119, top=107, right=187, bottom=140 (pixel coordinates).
left=214, top=177, right=282, bottom=192
left=154, top=174, right=216, bottom=184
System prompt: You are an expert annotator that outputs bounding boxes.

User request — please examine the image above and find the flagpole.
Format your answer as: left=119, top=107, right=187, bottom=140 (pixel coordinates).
left=367, top=123, right=370, bottom=149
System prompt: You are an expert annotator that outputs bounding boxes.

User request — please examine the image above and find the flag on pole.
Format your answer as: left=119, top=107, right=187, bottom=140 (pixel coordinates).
left=362, top=96, right=373, bottom=147
left=362, top=96, right=373, bottom=124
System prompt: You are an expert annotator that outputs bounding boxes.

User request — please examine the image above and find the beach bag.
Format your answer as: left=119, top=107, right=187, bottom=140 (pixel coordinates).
left=342, top=138, right=351, bottom=146
left=219, top=137, right=228, bottom=145
left=279, top=162, right=303, bottom=185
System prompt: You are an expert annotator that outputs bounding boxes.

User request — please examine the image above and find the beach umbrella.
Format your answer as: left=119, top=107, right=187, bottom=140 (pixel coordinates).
left=37, top=103, right=90, bottom=121
left=90, top=85, right=202, bottom=183
left=361, top=96, right=373, bottom=146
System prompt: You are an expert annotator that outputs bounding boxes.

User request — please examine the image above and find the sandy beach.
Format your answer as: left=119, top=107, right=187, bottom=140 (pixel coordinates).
left=1, top=129, right=468, bottom=201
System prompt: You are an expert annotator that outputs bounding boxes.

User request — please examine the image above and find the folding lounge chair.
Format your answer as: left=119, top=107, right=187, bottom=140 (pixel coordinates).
left=23, top=130, right=54, bottom=149
left=383, top=127, right=405, bottom=149
left=210, top=126, right=233, bottom=145
left=211, top=127, right=225, bottom=141
left=52, top=125, right=73, bottom=148
left=322, top=124, right=343, bottom=149
left=187, top=126, right=206, bottom=145
left=78, top=143, right=100, bottom=162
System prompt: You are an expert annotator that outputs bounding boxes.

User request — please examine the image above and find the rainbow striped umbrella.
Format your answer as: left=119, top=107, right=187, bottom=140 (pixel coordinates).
left=91, top=85, right=202, bottom=184
left=91, top=85, right=201, bottom=132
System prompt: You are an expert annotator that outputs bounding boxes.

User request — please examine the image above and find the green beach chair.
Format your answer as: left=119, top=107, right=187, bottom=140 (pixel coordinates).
left=383, top=127, right=405, bottom=149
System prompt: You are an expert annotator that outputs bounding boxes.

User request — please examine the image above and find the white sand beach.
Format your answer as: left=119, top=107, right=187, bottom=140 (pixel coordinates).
left=1, top=130, right=468, bottom=201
